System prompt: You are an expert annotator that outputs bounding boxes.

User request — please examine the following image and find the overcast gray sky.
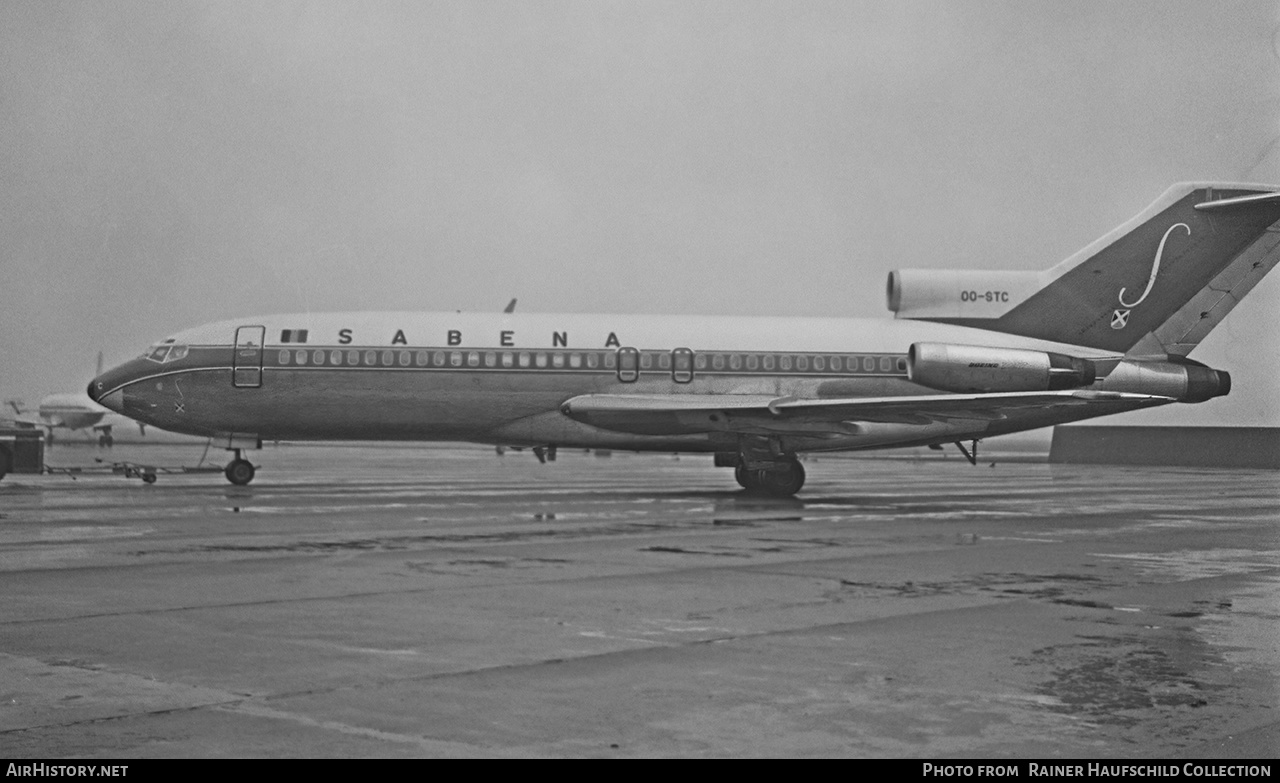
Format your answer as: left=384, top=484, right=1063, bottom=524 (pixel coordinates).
left=2, top=1, right=1277, bottom=425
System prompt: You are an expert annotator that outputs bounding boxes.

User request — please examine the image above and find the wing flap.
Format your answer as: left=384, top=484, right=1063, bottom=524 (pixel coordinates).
left=560, top=391, right=1171, bottom=437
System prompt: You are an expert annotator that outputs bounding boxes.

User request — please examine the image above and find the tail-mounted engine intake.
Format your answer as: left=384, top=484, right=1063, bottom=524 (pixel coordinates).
left=887, top=269, right=1043, bottom=319
left=908, top=342, right=1097, bottom=393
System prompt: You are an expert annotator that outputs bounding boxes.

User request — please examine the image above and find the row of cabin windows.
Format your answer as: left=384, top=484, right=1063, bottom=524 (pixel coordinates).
left=278, top=348, right=619, bottom=370
left=273, top=347, right=908, bottom=379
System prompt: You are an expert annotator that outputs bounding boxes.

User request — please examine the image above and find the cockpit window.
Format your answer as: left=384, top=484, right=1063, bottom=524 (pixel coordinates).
left=143, top=343, right=189, bottom=363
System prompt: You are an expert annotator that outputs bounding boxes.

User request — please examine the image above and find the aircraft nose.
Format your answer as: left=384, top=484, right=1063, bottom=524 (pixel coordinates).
left=97, top=389, right=124, bottom=414
left=88, top=379, right=123, bottom=413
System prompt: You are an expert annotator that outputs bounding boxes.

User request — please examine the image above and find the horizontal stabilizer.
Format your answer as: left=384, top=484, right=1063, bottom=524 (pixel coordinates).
left=1194, top=191, right=1280, bottom=212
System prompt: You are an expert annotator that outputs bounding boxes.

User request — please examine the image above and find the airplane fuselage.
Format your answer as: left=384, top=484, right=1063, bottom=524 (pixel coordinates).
left=90, top=311, right=1146, bottom=455
left=79, top=183, right=1277, bottom=493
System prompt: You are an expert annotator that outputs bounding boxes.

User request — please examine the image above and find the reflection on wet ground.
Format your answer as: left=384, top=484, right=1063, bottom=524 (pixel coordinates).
left=0, top=444, right=1277, bottom=757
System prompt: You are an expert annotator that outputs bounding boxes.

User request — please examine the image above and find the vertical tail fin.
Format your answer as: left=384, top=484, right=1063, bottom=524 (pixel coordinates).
left=903, top=183, right=1280, bottom=354
left=990, top=183, right=1280, bottom=354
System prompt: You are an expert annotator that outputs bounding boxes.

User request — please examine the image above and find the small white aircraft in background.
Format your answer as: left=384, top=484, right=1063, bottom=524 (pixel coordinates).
left=7, top=353, right=146, bottom=446
left=89, top=182, right=1280, bottom=493
left=7, top=350, right=153, bottom=442
left=6, top=396, right=114, bottom=444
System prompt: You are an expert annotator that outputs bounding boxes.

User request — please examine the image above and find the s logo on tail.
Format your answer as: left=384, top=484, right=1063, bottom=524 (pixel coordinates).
left=1112, top=222, right=1190, bottom=329
left=1118, top=223, right=1190, bottom=309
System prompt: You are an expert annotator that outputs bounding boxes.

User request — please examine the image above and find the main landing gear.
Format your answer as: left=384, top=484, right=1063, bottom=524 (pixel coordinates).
left=224, top=448, right=256, bottom=486
left=734, top=459, right=806, bottom=497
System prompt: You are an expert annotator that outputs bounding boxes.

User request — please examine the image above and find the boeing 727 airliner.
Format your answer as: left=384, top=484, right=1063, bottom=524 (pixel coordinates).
left=88, top=183, right=1280, bottom=494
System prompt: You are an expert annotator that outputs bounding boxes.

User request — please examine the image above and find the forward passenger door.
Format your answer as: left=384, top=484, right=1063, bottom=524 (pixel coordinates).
left=233, top=326, right=265, bottom=388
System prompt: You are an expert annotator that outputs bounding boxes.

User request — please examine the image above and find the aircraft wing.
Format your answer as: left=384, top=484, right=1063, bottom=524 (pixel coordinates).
left=560, top=391, right=1173, bottom=437
left=9, top=412, right=48, bottom=429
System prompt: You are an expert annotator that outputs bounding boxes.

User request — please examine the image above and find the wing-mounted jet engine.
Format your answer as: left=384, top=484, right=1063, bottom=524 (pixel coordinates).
left=907, top=343, right=1096, bottom=394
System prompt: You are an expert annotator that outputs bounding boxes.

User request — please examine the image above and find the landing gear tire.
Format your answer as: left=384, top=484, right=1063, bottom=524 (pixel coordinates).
left=759, top=460, right=805, bottom=496
left=735, top=460, right=805, bottom=496
left=225, top=459, right=255, bottom=486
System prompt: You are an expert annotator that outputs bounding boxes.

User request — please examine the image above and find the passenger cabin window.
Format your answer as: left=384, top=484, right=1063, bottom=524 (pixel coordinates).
left=672, top=348, right=693, bottom=383
left=617, top=347, right=639, bottom=382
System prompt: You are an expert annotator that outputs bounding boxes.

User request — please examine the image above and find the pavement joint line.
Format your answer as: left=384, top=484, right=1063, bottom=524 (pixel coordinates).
left=0, top=544, right=1143, bottom=627
left=0, top=550, right=952, bottom=626
left=0, top=701, right=247, bottom=736
left=254, top=597, right=1048, bottom=703
left=0, top=583, right=1092, bottom=738
left=213, top=701, right=488, bottom=751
